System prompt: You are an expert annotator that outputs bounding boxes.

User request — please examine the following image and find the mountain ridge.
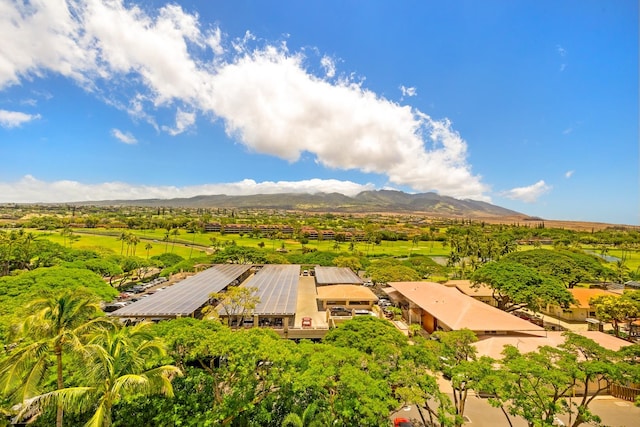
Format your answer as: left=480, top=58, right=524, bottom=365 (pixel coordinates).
left=69, top=190, right=524, bottom=218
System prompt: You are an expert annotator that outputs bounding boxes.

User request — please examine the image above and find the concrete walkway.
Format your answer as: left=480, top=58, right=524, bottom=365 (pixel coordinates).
left=294, top=275, right=327, bottom=329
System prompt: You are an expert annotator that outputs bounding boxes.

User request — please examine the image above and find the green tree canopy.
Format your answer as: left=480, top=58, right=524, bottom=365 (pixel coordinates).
left=0, top=267, right=117, bottom=338
left=323, top=316, right=408, bottom=364
left=503, top=249, right=612, bottom=288
left=366, top=258, right=421, bottom=284
left=471, top=261, right=573, bottom=312
left=590, top=290, right=640, bottom=337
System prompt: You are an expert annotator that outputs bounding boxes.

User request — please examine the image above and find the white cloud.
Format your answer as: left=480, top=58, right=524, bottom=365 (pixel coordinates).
left=111, top=128, right=137, bottom=144
left=204, top=48, right=489, bottom=200
left=501, top=180, right=551, bottom=203
left=565, top=170, right=574, bottom=178
left=556, top=45, right=567, bottom=57
left=0, top=175, right=375, bottom=203
left=161, top=108, right=196, bottom=135
left=206, top=26, right=224, bottom=55
left=320, top=55, right=336, bottom=78
left=0, top=109, right=41, bottom=128
left=400, top=85, right=417, bottom=97
left=0, top=0, right=490, bottom=201
left=556, top=45, right=567, bottom=72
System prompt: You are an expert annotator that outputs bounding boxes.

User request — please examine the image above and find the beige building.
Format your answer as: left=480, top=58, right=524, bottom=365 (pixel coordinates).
left=386, top=281, right=545, bottom=336
left=316, top=285, right=378, bottom=310
left=544, top=288, right=619, bottom=322
left=445, top=279, right=498, bottom=307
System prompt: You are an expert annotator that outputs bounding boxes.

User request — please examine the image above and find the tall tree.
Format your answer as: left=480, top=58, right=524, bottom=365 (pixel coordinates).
left=0, top=291, right=106, bottom=427
left=590, top=290, right=640, bottom=337
left=427, top=329, right=492, bottom=427
left=471, top=261, right=574, bottom=313
left=16, top=322, right=181, bottom=427
left=144, top=243, right=153, bottom=259
left=209, top=286, right=260, bottom=330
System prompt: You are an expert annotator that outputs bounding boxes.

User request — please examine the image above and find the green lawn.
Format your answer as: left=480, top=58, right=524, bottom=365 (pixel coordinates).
left=607, top=248, right=640, bottom=273
left=32, top=229, right=207, bottom=259
left=30, top=228, right=640, bottom=279
left=33, top=227, right=452, bottom=259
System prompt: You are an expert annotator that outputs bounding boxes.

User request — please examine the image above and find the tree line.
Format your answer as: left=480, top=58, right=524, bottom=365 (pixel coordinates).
left=1, top=290, right=639, bottom=427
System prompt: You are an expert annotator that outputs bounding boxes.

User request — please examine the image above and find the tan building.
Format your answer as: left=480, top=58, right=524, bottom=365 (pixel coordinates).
left=316, top=285, right=378, bottom=311
left=386, top=281, right=544, bottom=336
left=544, top=288, right=619, bottom=322
left=445, top=279, right=498, bottom=307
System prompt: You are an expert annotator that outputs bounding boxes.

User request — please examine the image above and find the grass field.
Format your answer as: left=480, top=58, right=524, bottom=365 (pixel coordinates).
left=32, top=228, right=452, bottom=259
left=33, top=230, right=207, bottom=259
left=31, top=228, right=639, bottom=276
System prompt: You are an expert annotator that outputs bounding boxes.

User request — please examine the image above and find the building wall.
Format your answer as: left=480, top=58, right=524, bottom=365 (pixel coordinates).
left=422, top=311, right=436, bottom=333
left=545, top=305, right=592, bottom=321
left=321, top=299, right=375, bottom=310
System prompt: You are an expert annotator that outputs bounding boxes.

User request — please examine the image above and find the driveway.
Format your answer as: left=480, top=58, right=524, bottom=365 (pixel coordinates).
left=391, top=394, right=640, bottom=426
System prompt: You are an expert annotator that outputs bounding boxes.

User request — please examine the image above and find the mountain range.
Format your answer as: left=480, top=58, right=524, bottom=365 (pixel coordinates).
left=81, top=190, right=525, bottom=219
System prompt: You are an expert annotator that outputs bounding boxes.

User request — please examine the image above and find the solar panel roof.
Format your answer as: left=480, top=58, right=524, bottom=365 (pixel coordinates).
left=110, top=264, right=252, bottom=318
left=314, top=266, right=363, bottom=285
left=239, top=264, right=300, bottom=316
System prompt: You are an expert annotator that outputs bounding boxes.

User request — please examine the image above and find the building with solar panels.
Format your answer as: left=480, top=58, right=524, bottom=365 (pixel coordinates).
left=109, top=264, right=253, bottom=321
left=218, top=264, right=300, bottom=333
left=314, top=266, right=363, bottom=286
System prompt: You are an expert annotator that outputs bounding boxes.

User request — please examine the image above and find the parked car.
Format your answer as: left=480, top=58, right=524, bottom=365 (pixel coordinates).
left=378, top=298, right=391, bottom=307
left=103, top=301, right=129, bottom=313
left=329, top=306, right=352, bottom=317
left=354, top=310, right=375, bottom=316
left=301, top=317, right=312, bottom=327
left=393, top=418, right=412, bottom=427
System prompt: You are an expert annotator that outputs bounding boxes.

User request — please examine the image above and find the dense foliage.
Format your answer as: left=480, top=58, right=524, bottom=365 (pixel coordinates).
left=0, top=208, right=639, bottom=425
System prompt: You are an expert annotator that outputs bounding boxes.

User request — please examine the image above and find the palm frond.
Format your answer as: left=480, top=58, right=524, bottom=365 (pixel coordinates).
left=14, top=386, right=94, bottom=424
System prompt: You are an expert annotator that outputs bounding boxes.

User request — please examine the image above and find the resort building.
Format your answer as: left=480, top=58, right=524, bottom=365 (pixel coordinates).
left=385, top=281, right=545, bottom=336
left=543, top=288, right=619, bottom=322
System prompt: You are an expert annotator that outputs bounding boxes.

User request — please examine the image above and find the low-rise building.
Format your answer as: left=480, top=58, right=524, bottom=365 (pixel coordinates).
left=314, top=266, right=363, bottom=286
left=385, top=281, right=545, bottom=336
left=543, top=288, right=619, bottom=322
left=316, top=285, right=378, bottom=311
left=445, top=279, right=498, bottom=307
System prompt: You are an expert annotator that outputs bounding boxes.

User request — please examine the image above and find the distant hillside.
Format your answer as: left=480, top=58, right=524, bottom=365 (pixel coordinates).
left=76, top=190, right=524, bottom=218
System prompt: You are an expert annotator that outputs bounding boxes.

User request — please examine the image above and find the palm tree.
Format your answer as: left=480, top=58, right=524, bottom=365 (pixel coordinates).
left=0, top=291, right=106, bottom=427
left=129, top=235, right=140, bottom=257
left=116, top=232, right=127, bottom=256
left=170, top=229, right=180, bottom=253
left=17, top=322, right=181, bottom=427
left=144, top=243, right=153, bottom=259
left=282, top=402, right=332, bottom=427
left=163, top=231, right=170, bottom=253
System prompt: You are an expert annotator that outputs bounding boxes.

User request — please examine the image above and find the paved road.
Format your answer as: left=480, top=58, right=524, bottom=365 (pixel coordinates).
left=391, top=394, right=640, bottom=427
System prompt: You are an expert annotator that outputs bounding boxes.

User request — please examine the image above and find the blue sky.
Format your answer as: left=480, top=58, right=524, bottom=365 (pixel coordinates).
left=0, top=0, right=637, bottom=225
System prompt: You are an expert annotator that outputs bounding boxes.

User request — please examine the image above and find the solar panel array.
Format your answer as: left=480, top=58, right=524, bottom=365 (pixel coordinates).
left=314, top=266, right=363, bottom=285
left=110, top=264, right=252, bottom=318
left=246, top=264, right=300, bottom=315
